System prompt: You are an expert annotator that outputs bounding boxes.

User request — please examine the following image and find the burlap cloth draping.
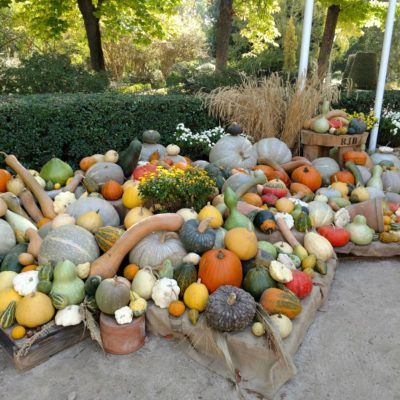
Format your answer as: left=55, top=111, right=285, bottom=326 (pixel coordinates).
left=256, top=230, right=400, bottom=257
left=146, top=259, right=337, bottom=399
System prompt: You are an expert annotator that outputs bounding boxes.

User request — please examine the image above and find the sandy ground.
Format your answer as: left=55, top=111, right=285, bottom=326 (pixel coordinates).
left=1, top=258, right=399, bottom=400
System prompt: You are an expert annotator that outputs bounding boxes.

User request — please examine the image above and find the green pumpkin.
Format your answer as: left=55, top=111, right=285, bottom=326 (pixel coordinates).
left=84, top=275, right=102, bottom=296
left=243, top=267, right=276, bottom=301
left=158, top=259, right=174, bottom=279
left=1, top=243, right=28, bottom=273
left=40, top=158, right=73, bottom=185
left=142, top=130, right=161, bottom=144
left=0, top=300, right=16, bottom=328
left=37, top=280, right=52, bottom=294
left=83, top=176, right=99, bottom=193
left=253, top=210, right=276, bottom=234
left=294, top=211, right=312, bottom=233
left=179, top=219, right=216, bottom=254
left=173, top=262, right=198, bottom=297
left=50, top=292, right=69, bottom=310
left=50, top=260, right=85, bottom=306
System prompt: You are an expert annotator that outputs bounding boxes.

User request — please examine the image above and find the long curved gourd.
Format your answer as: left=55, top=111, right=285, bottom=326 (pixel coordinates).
left=19, top=190, right=44, bottom=222
left=90, top=213, right=184, bottom=279
left=275, top=216, right=300, bottom=248
left=281, top=158, right=313, bottom=173
left=2, top=153, right=56, bottom=219
left=46, top=170, right=85, bottom=199
left=0, top=192, right=32, bottom=220
left=235, top=170, right=266, bottom=199
left=26, top=228, right=43, bottom=259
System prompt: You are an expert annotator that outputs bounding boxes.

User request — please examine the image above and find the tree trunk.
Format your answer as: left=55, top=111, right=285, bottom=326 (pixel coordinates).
left=77, top=0, right=105, bottom=71
left=318, top=4, right=340, bottom=78
left=215, top=0, right=233, bottom=73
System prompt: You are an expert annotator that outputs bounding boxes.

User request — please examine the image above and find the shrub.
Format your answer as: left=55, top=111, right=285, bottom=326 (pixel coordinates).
left=0, top=93, right=218, bottom=170
left=0, top=53, right=109, bottom=94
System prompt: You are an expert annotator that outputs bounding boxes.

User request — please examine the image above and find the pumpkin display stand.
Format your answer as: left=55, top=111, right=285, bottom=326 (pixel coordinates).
left=100, top=313, right=145, bottom=355
left=0, top=323, right=87, bottom=371
left=301, top=130, right=369, bottom=166
left=146, top=259, right=336, bottom=399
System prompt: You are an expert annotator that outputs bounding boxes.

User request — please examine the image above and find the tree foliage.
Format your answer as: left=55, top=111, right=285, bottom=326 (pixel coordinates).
left=283, top=17, right=298, bottom=73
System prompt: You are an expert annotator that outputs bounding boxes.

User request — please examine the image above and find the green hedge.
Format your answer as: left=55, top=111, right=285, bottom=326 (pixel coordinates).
left=0, top=93, right=218, bottom=169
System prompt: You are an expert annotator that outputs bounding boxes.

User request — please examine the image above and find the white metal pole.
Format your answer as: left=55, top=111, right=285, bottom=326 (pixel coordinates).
left=368, top=0, right=398, bottom=152
left=298, top=0, right=314, bottom=89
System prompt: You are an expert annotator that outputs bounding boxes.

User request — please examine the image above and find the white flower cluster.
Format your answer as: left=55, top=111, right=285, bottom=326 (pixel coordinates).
left=173, top=123, right=225, bottom=149
left=382, top=109, right=400, bottom=136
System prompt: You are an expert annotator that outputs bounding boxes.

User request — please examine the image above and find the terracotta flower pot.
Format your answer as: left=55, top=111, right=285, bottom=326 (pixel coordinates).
left=345, top=198, right=385, bottom=233
left=100, top=313, right=145, bottom=355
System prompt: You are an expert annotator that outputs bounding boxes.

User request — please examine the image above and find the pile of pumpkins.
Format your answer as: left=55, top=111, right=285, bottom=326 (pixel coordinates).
left=0, top=124, right=400, bottom=344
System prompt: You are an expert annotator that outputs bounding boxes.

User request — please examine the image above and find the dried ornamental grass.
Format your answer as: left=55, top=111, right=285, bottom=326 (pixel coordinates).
left=199, top=73, right=339, bottom=150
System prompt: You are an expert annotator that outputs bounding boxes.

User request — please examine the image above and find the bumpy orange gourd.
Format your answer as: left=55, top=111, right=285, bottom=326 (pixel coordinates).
left=101, top=180, right=123, bottom=200
left=330, top=170, right=355, bottom=185
left=79, top=157, right=97, bottom=171
left=342, top=151, right=367, bottom=166
left=168, top=300, right=186, bottom=317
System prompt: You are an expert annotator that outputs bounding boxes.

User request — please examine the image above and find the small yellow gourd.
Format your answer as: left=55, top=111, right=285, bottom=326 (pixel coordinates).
left=224, top=227, right=258, bottom=260
left=330, top=182, right=349, bottom=198
left=275, top=198, right=295, bottom=213
left=122, top=185, right=143, bottom=208
left=76, top=210, right=104, bottom=233
left=197, top=203, right=223, bottom=228
left=124, top=207, right=153, bottom=229
left=0, top=288, right=22, bottom=313
left=183, top=279, right=209, bottom=312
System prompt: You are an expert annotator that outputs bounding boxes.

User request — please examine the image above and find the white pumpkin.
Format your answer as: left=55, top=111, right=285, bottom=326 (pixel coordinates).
left=269, top=261, right=293, bottom=283
left=6, top=177, right=25, bottom=196
left=166, top=144, right=180, bottom=156
left=13, top=271, right=39, bottom=296
left=304, top=232, right=334, bottom=261
left=255, top=138, right=292, bottom=164
left=273, top=241, right=293, bottom=255
left=151, top=278, right=180, bottom=308
left=312, top=157, right=340, bottom=182
left=270, top=314, right=293, bottom=339
left=308, top=201, right=334, bottom=228
left=209, top=135, right=257, bottom=170
left=131, top=268, right=157, bottom=300
left=76, top=262, right=91, bottom=279
left=176, top=208, right=198, bottom=222
left=182, top=252, right=201, bottom=265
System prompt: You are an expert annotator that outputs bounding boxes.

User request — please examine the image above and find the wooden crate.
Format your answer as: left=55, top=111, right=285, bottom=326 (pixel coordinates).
left=0, top=323, right=87, bottom=371
left=301, top=130, right=369, bottom=166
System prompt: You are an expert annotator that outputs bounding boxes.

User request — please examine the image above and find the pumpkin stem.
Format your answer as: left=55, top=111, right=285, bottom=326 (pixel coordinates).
left=198, top=217, right=212, bottom=233
left=227, top=292, right=237, bottom=305
left=216, top=250, right=225, bottom=260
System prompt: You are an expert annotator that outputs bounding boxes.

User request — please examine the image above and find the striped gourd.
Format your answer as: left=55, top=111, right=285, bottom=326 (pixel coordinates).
left=259, top=288, right=302, bottom=319
left=0, top=300, right=16, bottom=328
left=50, top=292, right=68, bottom=310
left=95, top=226, right=125, bottom=252
left=38, top=264, right=53, bottom=281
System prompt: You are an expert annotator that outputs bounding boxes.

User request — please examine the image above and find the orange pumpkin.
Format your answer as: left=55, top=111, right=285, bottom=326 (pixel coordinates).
left=79, top=157, right=97, bottom=171
left=0, top=169, right=12, bottom=192
left=168, top=300, right=186, bottom=317
left=342, top=151, right=367, bottom=165
left=241, top=192, right=263, bottom=207
left=163, top=159, right=174, bottom=166
left=174, top=162, right=188, bottom=170
left=123, top=264, right=140, bottom=281
left=290, top=182, right=313, bottom=196
left=198, top=249, right=243, bottom=293
left=252, top=165, right=275, bottom=179
left=291, top=166, right=322, bottom=192
left=330, top=170, right=355, bottom=185
left=101, top=180, right=123, bottom=200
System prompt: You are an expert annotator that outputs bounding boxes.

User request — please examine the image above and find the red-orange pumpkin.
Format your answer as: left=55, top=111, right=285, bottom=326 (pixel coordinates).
left=330, top=170, right=355, bottom=185
left=241, top=192, right=263, bottom=207
left=198, top=249, right=243, bottom=293
left=271, top=170, right=291, bottom=187
left=252, top=165, right=275, bottom=179
left=291, top=166, right=322, bottom=192
left=101, top=180, right=123, bottom=200
left=259, top=287, right=302, bottom=319
left=289, top=182, right=313, bottom=196
left=342, top=151, right=367, bottom=166
left=0, top=169, right=12, bottom=192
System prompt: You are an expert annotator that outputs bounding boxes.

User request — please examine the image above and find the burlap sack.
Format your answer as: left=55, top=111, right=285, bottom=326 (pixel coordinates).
left=146, top=259, right=337, bottom=399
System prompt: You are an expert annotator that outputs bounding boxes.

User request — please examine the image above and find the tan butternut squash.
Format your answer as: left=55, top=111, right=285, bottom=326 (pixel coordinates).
left=2, top=153, right=56, bottom=219
left=19, top=189, right=44, bottom=222
left=90, top=213, right=184, bottom=279
left=281, top=158, right=313, bottom=173
left=26, top=228, right=42, bottom=259
left=0, top=192, right=31, bottom=220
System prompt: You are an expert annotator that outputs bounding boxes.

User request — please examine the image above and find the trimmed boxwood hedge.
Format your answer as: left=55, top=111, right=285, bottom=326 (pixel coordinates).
left=1, top=89, right=399, bottom=170
left=0, top=93, right=218, bottom=169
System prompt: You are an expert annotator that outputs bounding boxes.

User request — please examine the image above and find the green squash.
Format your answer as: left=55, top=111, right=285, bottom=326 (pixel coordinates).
left=118, top=138, right=142, bottom=177
left=158, top=259, right=174, bottom=279
left=223, top=187, right=253, bottom=230
left=294, top=212, right=312, bottom=233
left=51, top=260, right=85, bottom=306
left=37, top=280, right=52, bottom=294
left=38, top=264, right=53, bottom=281
left=50, top=292, right=69, bottom=310
left=40, top=158, right=73, bottom=185
left=0, top=243, right=28, bottom=273
left=0, top=300, right=16, bottom=328
left=173, top=262, right=198, bottom=297
left=85, top=295, right=99, bottom=312
left=179, top=219, right=216, bottom=254
left=84, top=275, right=102, bottom=296
left=243, top=267, right=276, bottom=301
